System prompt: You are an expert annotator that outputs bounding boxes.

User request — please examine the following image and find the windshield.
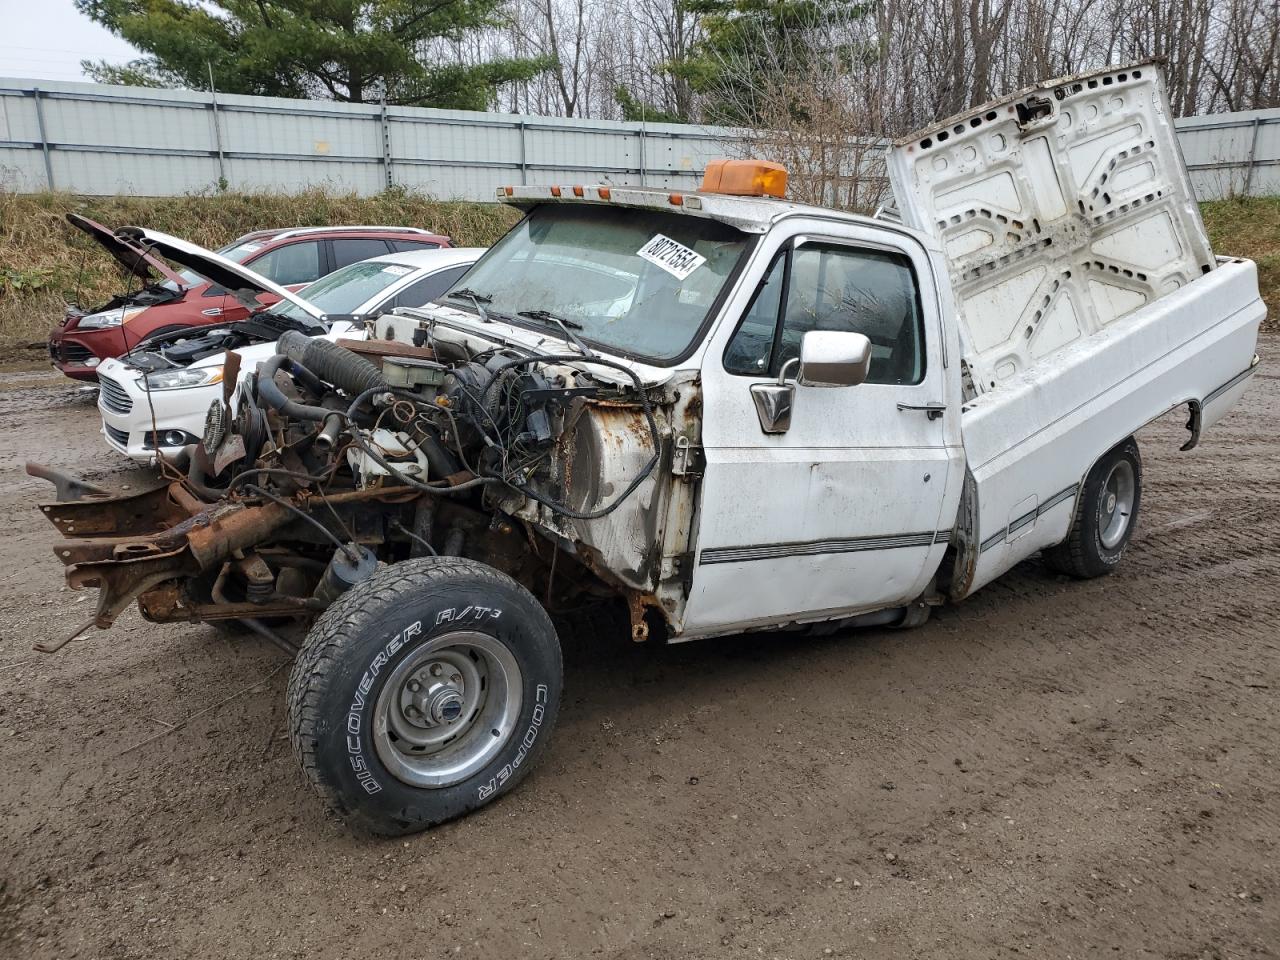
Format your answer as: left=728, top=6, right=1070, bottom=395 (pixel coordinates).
left=443, top=204, right=751, bottom=362
left=160, top=239, right=264, bottom=291
left=274, top=260, right=416, bottom=321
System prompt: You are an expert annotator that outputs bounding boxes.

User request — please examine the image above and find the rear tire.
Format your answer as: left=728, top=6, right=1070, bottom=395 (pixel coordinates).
left=1044, top=437, right=1142, bottom=579
left=287, top=557, right=562, bottom=835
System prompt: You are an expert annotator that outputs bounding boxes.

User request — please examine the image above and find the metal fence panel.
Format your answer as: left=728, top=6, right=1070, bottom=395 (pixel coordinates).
left=0, top=76, right=1275, bottom=201
left=1176, top=108, right=1280, bottom=199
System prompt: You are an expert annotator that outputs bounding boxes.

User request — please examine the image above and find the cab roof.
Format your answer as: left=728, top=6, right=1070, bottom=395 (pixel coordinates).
left=498, top=183, right=888, bottom=236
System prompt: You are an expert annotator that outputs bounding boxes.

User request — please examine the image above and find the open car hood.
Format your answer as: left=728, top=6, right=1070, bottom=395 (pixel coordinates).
left=115, top=227, right=326, bottom=322
left=67, top=213, right=190, bottom=288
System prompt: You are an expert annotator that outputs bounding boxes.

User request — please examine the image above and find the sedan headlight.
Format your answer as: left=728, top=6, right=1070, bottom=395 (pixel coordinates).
left=138, top=366, right=224, bottom=391
left=75, top=306, right=148, bottom=329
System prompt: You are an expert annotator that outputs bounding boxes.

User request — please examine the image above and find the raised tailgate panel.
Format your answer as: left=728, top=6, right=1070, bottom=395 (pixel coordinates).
left=886, top=63, right=1214, bottom=396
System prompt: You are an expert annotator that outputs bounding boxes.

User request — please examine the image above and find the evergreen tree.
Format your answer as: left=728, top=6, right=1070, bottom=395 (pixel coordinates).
left=670, top=0, right=870, bottom=125
left=77, top=0, right=552, bottom=110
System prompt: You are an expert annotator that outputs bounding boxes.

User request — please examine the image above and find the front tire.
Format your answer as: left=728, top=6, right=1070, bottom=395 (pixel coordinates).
left=287, top=557, right=562, bottom=835
left=1044, top=437, right=1142, bottom=579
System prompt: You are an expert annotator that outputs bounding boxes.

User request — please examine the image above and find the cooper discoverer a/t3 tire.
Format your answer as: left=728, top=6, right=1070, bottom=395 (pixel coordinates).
left=1044, top=437, right=1142, bottom=579
left=287, top=557, right=562, bottom=835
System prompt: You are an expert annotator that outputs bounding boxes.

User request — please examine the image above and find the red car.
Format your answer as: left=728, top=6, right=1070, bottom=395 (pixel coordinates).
left=49, top=217, right=451, bottom=381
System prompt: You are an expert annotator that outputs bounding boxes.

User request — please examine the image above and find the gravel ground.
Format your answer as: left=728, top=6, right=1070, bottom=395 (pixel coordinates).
left=0, top=343, right=1276, bottom=960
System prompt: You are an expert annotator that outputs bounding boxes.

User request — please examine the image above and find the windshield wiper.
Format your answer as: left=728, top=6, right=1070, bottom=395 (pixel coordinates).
left=447, top=287, right=493, bottom=322
left=517, top=309, right=595, bottom=358
left=518, top=308, right=582, bottom=330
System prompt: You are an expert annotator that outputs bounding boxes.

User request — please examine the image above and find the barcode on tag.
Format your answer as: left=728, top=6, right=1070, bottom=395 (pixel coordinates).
left=636, top=234, right=706, bottom=280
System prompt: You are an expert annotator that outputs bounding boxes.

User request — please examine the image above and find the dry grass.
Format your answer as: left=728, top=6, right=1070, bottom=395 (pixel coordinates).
left=0, top=188, right=520, bottom=347
left=1, top=189, right=1275, bottom=351
left=1200, top=196, right=1280, bottom=321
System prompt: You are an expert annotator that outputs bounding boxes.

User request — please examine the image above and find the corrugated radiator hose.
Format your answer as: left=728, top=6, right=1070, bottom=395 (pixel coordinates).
left=277, top=330, right=386, bottom=396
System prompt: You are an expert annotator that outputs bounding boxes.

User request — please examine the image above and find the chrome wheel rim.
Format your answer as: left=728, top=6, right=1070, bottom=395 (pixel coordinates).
left=373, top=630, right=522, bottom=788
left=1098, top=460, right=1136, bottom=549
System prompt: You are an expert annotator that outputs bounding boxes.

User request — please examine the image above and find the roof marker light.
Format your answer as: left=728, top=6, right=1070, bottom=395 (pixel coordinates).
left=699, top=159, right=788, bottom=198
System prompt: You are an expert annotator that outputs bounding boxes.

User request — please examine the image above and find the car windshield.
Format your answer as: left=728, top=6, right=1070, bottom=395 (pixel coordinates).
left=273, top=260, right=416, bottom=321
left=160, top=239, right=265, bottom=291
left=441, top=204, right=751, bottom=362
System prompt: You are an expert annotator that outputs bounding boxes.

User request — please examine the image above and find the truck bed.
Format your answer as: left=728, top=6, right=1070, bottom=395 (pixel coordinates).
left=955, top=256, right=1262, bottom=597
left=886, top=62, right=1264, bottom=597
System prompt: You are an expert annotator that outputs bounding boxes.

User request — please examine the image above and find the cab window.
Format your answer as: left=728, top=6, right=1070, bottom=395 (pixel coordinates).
left=724, top=243, right=926, bottom=386
left=723, top=250, right=786, bottom=375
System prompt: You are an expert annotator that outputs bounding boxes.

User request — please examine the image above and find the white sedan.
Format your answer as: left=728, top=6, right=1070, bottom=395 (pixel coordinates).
left=97, top=245, right=482, bottom=463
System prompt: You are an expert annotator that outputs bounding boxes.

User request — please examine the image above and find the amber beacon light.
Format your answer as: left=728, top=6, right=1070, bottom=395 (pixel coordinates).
left=699, top=159, right=788, bottom=198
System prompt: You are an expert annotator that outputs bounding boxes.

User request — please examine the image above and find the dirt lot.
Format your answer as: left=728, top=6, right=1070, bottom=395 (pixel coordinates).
left=0, top=342, right=1276, bottom=960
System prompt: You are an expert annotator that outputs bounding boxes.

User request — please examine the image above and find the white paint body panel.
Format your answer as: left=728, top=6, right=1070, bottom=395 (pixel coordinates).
left=956, top=257, right=1263, bottom=597
left=680, top=220, right=966, bottom=636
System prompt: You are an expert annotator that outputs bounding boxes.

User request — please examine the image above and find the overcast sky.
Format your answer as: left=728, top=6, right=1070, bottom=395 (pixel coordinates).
left=0, top=0, right=141, bottom=83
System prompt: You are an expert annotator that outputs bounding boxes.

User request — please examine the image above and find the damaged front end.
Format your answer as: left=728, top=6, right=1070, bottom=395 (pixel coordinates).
left=33, top=322, right=702, bottom=644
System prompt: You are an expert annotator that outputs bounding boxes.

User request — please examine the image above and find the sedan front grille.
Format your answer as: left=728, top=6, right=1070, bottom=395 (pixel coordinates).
left=59, top=343, right=92, bottom=363
left=98, top=375, right=133, bottom=415
left=103, top=423, right=130, bottom=448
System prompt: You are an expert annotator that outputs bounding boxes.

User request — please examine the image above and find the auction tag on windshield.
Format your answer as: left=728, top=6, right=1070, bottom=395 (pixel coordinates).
left=381, top=264, right=413, bottom=276
left=637, top=234, right=706, bottom=280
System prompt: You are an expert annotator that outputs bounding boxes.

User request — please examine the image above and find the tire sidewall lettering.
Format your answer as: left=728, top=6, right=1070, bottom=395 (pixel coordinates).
left=478, top=684, right=548, bottom=802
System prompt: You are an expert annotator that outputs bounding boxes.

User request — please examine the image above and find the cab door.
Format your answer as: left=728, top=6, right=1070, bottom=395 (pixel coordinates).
left=681, top=221, right=964, bottom=636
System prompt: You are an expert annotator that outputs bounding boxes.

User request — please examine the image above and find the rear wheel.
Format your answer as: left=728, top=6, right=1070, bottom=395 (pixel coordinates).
left=1044, top=437, right=1142, bottom=579
left=287, top=557, right=562, bottom=835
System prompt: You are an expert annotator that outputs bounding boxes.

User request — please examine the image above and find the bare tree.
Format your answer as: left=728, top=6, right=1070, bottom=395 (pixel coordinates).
left=1202, top=0, right=1280, bottom=110
left=437, top=0, right=1280, bottom=131
left=702, top=5, right=895, bottom=212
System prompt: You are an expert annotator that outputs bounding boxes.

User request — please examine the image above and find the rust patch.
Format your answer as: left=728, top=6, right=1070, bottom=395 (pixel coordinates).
left=575, top=541, right=668, bottom=641
left=337, top=339, right=436, bottom=361
left=627, top=593, right=650, bottom=642
left=138, top=581, right=322, bottom=624
left=39, top=482, right=196, bottom=539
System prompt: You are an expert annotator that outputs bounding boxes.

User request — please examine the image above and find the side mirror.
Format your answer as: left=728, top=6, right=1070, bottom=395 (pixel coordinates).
left=749, top=330, right=871, bottom=434
left=797, top=330, right=872, bottom=387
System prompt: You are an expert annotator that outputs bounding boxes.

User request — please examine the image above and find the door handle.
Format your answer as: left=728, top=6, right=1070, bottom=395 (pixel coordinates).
left=896, top=402, right=946, bottom=420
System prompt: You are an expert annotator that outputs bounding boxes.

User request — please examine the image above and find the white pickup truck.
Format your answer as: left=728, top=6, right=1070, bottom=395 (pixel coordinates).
left=35, top=62, right=1265, bottom=835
